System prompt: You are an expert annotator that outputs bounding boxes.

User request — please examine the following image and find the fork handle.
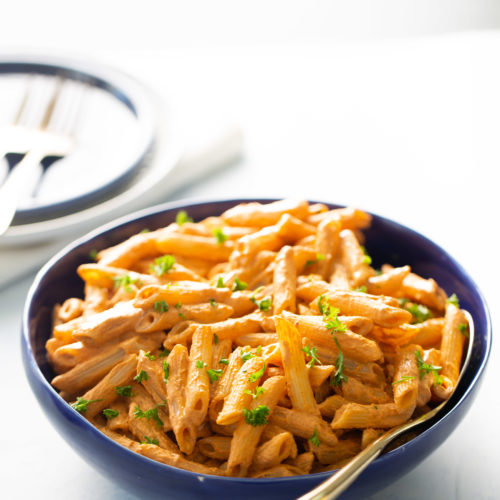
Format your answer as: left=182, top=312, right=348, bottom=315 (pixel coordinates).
left=0, top=150, right=43, bottom=235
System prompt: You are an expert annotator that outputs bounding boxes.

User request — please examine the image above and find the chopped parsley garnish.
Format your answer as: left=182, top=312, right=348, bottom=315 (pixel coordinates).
left=249, top=361, right=266, bottom=383
left=302, top=345, right=322, bottom=368
left=331, top=337, right=348, bottom=387
left=89, top=249, right=98, bottom=261
left=309, top=427, right=321, bottom=447
left=447, top=293, right=460, bottom=307
left=250, top=296, right=273, bottom=311
left=415, top=350, right=443, bottom=385
left=398, top=298, right=409, bottom=307
left=176, top=210, right=193, bottom=226
left=256, top=345, right=262, bottom=356
left=206, top=368, right=223, bottom=383
left=159, top=349, right=170, bottom=358
left=458, top=323, right=469, bottom=337
left=212, top=228, right=228, bottom=244
left=243, top=387, right=266, bottom=399
left=70, top=397, right=103, bottom=414
left=305, top=253, right=325, bottom=268
left=209, top=298, right=218, bottom=308
left=241, top=350, right=255, bottom=362
left=113, top=274, right=138, bottom=293
left=213, top=333, right=219, bottom=344
left=134, top=370, right=149, bottom=383
left=318, top=295, right=347, bottom=333
left=103, top=408, right=119, bottom=420
left=232, top=278, right=248, bottom=291
left=196, top=360, right=207, bottom=369
left=115, top=385, right=133, bottom=397
left=174, top=302, right=182, bottom=309
left=178, top=312, right=186, bottom=319
left=151, top=255, right=176, bottom=276
left=139, top=228, right=150, bottom=234
left=162, top=361, right=170, bottom=383
left=216, top=277, right=225, bottom=288
left=406, top=303, right=431, bottom=323
left=242, top=405, right=270, bottom=426
left=219, top=358, right=229, bottom=365
left=142, top=436, right=159, bottom=445
left=144, top=351, right=156, bottom=361
left=354, top=285, right=367, bottom=293
left=154, top=300, right=169, bottom=313
left=361, top=246, right=372, bottom=265
left=134, top=405, right=163, bottom=428
left=392, top=376, right=416, bottom=385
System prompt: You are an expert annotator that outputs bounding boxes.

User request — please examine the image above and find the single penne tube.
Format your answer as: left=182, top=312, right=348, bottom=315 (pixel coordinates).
left=268, top=406, right=338, bottom=446
left=209, top=347, right=244, bottom=422
left=400, top=272, right=448, bottom=312
left=367, top=266, right=411, bottom=296
left=312, top=218, right=340, bottom=279
left=413, top=318, right=445, bottom=348
left=51, top=334, right=164, bottom=395
left=166, top=344, right=194, bottom=454
left=164, top=322, right=199, bottom=349
left=198, top=436, right=232, bottom=460
left=234, top=333, right=279, bottom=347
left=208, top=314, right=263, bottom=342
left=164, top=254, right=213, bottom=277
left=306, top=206, right=372, bottom=230
left=416, top=349, right=442, bottom=406
left=252, top=431, right=297, bottom=471
left=282, top=312, right=383, bottom=363
left=52, top=316, right=84, bottom=344
left=273, top=246, right=296, bottom=314
left=308, top=365, right=335, bottom=390
left=83, top=284, right=109, bottom=315
left=287, top=451, right=315, bottom=474
left=104, top=399, right=129, bottom=432
left=77, top=263, right=158, bottom=290
left=309, top=290, right=412, bottom=328
left=361, top=428, right=384, bottom=449
left=216, top=356, right=266, bottom=425
left=72, top=301, right=143, bottom=346
left=234, top=224, right=284, bottom=257
left=392, top=344, right=419, bottom=410
left=134, top=282, right=232, bottom=309
left=76, top=354, right=138, bottom=418
left=221, top=199, right=309, bottom=228
left=227, top=375, right=286, bottom=476
left=329, top=262, right=352, bottom=290
left=369, top=324, right=420, bottom=347
left=275, top=316, right=319, bottom=415
left=276, top=214, right=316, bottom=243
left=136, top=350, right=168, bottom=406
left=318, top=395, right=350, bottom=418
left=337, top=229, right=375, bottom=287
left=311, top=437, right=360, bottom=465
left=156, top=232, right=234, bottom=262
left=198, top=219, right=257, bottom=239
left=221, top=291, right=256, bottom=317
left=331, top=402, right=414, bottom=429
left=338, top=377, right=391, bottom=405
left=135, top=302, right=234, bottom=333
left=58, top=298, right=84, bottom=323
left=210, top=339, right=232, bottom=398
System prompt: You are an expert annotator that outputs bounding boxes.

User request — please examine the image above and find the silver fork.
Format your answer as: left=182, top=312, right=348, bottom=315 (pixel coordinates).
left=0, top=76, right=84, bottom=234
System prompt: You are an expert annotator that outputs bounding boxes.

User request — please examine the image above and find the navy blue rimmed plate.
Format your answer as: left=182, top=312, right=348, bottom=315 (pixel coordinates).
left=22, top=198, right=492, bottom=500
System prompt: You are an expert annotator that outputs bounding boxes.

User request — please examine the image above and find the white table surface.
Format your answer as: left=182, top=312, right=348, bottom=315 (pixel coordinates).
left=1, top=28, right=499, bottom=499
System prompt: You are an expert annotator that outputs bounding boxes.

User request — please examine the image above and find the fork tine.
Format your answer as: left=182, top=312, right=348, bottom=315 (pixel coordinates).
left=39, top=77, right=64, bottom=130
left=48, top=80, right=87, bottom=136
left=13, top=75, right=35, bottom=126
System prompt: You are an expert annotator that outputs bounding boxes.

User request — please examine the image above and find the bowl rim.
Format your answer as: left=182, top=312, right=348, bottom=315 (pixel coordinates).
left=22, top=196, right=493, bottom=484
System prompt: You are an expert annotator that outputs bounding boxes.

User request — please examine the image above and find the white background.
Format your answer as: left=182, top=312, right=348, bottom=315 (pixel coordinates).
left=0, top=2, right=499, bottom=499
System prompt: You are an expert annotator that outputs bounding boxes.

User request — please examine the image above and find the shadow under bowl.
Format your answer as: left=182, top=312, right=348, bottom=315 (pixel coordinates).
left=22, top=198, right=492, bottom=500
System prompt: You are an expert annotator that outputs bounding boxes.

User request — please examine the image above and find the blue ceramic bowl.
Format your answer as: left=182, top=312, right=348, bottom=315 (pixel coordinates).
left=22, top=198, right=492, bottom=500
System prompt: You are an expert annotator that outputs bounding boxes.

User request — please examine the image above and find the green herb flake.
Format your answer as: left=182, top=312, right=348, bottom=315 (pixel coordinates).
left=406, top=303, right=431, bottom=323
left=176, top=210, right=193, bottom=226
left=70, top=397, right=104, bottom=414
left=151, top=255, right=176, bottom=276
left=241, top=351, right=255, bottom=362
left=256, top=345, right=262, bottom=356
left=243, top=387, right=266, bottom=399
left=415, top=350, right=443, bottom=385
left=361, top=246, right=372, bottom=265
left=458, top=323, right=469, bottom=337
left=196, top=360, right=206, bottom=369
left=216, top=277, right=225, bottom=288
left=304, top=253, right=325, bottom=269
left=219, top=358, right=229, bottom=365
left=250, top=296, right=273, bottom=311
left=318, top=295, right=347, bottom=333
left=162, top=360, right=170, bottom=383
left=134, top=405, right=163, bottom=429
left=206, top=368, right=223, bottom=383
left=144, top=351, right=156, bottom=361
left=174, top=302, right=182, bottom=309
left=113, top=274, right=138, bottom=293
left=354, top=285, right=367, bottom=293
left=209, top=298, right=218, bottom=308
left=213, top=333, right=219, bottom=344
left=159, top=349, right=170, bottom=358
left=115, top=385, right=133, bottom=397
left=232, top=278, right=248, bottom=291
left=89, top=249, right=98, bottom=261
left=302, top=345, right=322, bottom=368
left=447, top=293, right=460, bottom=307
left=154, top=300, right=169, bottom=313
left=212, top=228, right=228, bottom=244
left=242, top=405, right=270, bottom=426
left=139, top=228, right=150, bottom=234
left=309, top=427, right=321, bottom=447
left=392, top=376, right=416, bottom=385
left=103, top=408, right=119, bottom=420
left=133, top=370, right=149, bottom=383
left=248, top=361, right=266, bottom=383
left=331, top=337, right=348, bottom=387
left=142, top=436, right=159, bottom=445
